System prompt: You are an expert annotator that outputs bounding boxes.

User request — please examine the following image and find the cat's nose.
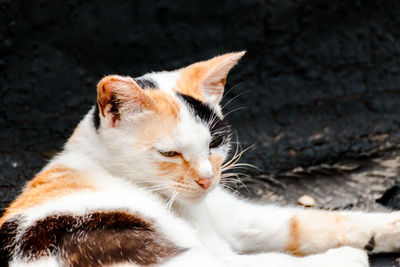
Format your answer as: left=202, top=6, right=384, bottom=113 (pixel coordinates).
left=195, top=176, right=213, bottom=190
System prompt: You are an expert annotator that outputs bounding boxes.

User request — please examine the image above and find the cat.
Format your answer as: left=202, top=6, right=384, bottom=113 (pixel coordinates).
left=1, top=52, right=400, bottom=267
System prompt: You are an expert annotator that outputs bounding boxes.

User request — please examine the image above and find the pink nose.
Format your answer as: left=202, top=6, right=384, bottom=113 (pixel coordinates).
left=195, top=177, right=213, bottom=190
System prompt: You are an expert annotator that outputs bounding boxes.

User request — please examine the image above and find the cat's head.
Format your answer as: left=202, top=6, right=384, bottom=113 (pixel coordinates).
left=95, top=52, right=245, bottom=202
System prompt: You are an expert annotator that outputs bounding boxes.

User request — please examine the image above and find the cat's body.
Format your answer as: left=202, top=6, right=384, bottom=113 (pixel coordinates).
left=1, top=52, right=400, bottom=267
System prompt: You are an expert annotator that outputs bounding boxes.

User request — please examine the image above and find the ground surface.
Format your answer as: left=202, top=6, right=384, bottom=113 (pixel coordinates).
left=1, top=0, right=400, bottom=265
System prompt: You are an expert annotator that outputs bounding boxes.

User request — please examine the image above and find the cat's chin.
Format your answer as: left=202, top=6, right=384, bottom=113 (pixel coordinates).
left=179, top=184, right=220, bottom=203
left=179, top=194, right=207, bottom=203
left=160, top=183, right=218, bottom=205
left=173, top=190, right=212, bottom=204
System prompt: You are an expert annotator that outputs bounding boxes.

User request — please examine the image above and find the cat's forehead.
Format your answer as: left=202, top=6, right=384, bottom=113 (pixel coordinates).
left=135, top=70, right=180, bottom=94
left=134, top=70, right=228, bottom=150
left=134, top=69, right=221, bottom=126
left=130, top=63, right=231, bottom=154
left=138, top=70, right=224, bottom=126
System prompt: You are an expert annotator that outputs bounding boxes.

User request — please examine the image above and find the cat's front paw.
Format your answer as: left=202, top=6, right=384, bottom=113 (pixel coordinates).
left=303, top=247, right=369, bottom=267
left=325, top=247, right=369, bottom=267
left=366, top=212, right=400, bottom=253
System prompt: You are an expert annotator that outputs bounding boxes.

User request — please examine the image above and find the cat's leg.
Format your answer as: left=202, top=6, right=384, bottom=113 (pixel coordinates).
left=8, top=248, right=368, bottom=267
left=161, top=246, right=368, bottom=267
left=230, top=246, right=368, bottom=267
left=300, top=246, right=369, bottom=267
left=207, top=186, right=400, bottom=255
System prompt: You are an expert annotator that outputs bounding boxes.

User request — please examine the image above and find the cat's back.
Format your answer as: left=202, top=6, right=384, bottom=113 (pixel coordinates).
left=0, top=52, right=247, bottom=266
left=0, top=157, right=194, bottom=267
left=0, top=162, right=96, bottom=226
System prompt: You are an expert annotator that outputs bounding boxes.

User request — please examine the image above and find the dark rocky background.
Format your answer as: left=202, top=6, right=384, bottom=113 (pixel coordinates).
left=1, top=0, right=400, bottom=265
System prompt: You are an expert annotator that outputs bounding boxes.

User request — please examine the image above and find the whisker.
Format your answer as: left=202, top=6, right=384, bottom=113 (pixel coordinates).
left=221, top=173, right=250, bottom=194
left=146, top=185, right=170, bottom=190
left=223, top=106, right=248, bottom=118
left=223, top=133, right=241, bottom=167
left=222, top=81, right=247, bottom=99
left=135, top=180, right=169, bottom=183
left=221, top=178, right=243, bottom=186
left=222, top=144, right=255, bottom=170
left=220, top=183, right=244, bottom=198
left=222, top=163, right=260, bottom=172
left=166, top=191, right=179, bottom=213
left=146, top=186, right=171, bottom=193
left=218, top=132, right=258, bottom=196
left=221, top=172, right=250, bottom=179
left=221, top=89, right=249, bottom=110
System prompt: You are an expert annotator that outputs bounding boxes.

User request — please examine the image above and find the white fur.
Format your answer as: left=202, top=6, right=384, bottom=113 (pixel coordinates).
left=10, top=257, right=60, bottom=267
left=141, top=70, right=180, bottom=94
left=10, top=101, right=373, bottom=267
left=8, top=60, right=400, bottom=266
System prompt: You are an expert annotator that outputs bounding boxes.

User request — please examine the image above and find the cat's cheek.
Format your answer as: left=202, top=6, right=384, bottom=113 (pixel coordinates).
left=156, top=161, right=180, bottom=177
left=209, top=154, right=224, bottom=182
left=210, top=145, right=229, bottom=160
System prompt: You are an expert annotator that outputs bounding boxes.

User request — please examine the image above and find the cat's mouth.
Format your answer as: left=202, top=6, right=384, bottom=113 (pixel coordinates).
left=169, top=179, right=219, bottom=202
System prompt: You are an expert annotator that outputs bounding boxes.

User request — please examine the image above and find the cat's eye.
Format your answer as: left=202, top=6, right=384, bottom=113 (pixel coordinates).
left=159, top=150, right=181, bottom=157
left=209, top=136, right=224, bottom=149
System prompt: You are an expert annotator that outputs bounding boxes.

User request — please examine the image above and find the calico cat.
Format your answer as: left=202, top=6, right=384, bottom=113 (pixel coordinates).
left=1, top=52, right=400, bottom=267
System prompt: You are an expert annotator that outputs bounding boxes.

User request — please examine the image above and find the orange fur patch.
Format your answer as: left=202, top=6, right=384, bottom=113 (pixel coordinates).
left=146, top=90, right=180, bottom=118
left=158, top=160, right=201, bottom=183
left=286, top=216, right=304, bottom=256
left=134, top=117, right=177, bottom=149
left=97, top=75, right=155, bottom=121
left=132, top=91, right=180, bottom=149
left=334, top=214, right=348, bottom=247
left=157, top=154, right=224, bottom=189
left=0, top=165, right=96, bottom=227
left=158, top=162, right=180, bottom=176
left=286, top=211, right=351, bottom=255
left=175, top=62, right=208, bottom=101
left=68, top=127, right=81, bottom=144
left=209, top=154, right=223, bottom=183
left=175, top=52, right=243, bottom=101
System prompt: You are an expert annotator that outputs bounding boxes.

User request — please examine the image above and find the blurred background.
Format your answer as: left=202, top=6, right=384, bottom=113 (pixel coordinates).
left=1, top=0, right=400, bottom=264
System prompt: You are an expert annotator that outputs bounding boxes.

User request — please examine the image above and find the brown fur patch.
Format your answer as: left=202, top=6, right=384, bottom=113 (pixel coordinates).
left=0, top=165, right=96, bottom=227
left=97, top=76, right=122, bottom=118
left=0, top=216, right=20, bottom=264
left=16, top=211, right=183, bottom=266
left=364, top=235, right=375, bottom=251
left=286, top=216, right=303, bottom=256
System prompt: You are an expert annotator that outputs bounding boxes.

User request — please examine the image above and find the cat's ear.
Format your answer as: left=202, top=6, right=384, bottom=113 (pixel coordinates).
left=97, top=75, right=155, bottom=126
left=178, top=51, right=246, bottom=106
left=200, top=52, right=246, bottom=106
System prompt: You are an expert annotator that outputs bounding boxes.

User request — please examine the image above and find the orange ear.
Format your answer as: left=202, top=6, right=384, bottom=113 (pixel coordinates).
left=97, top=75, right=155, bottom=126
left=176, top=52, right=246, bottom=106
